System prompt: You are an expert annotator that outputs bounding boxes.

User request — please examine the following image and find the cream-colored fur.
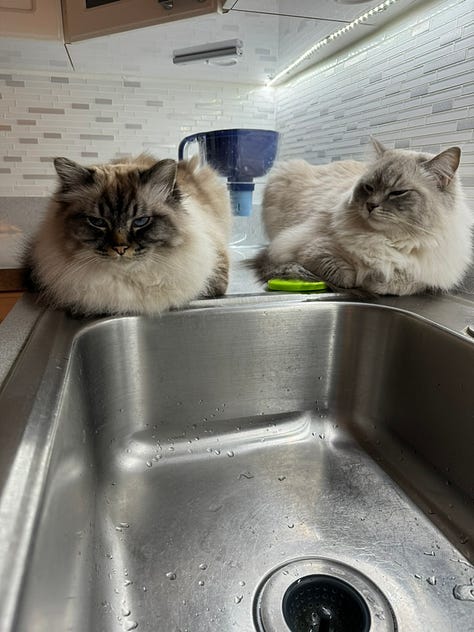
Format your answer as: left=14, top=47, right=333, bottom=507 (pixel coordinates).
left=258, top=146, right=472, bottom=295
left=29, top=156, right=231, bottom=315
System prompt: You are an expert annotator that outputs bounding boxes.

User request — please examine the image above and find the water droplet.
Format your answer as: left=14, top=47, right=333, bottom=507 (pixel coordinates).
left=453, top=581, right=474, bottom=601
left=278, top=475, right=286, bottom=482
left=124, top=621, right=138, bottom=631
left=239, top=472, right=254, bottom=480
left=239, top=580, right=246, bottom=586
left=234, top=595, right=243, bottom=604
left=227, top=450, right=235, bottom=457
left=427, top=576, right=437, bottom=586
left=282, top=570, right=289, bottom=576
left=165, top=572, right=177, bottom=581
left=287, top=523, right=295, bottom=529
left=106, top=553, right=113, bottom=559
left=168, top=446, right=175, bottom=452
left=199, top=563, right=208, bottom=571
left=153, top=454, right=162, bottom=461
left=122, top=606, right=131, bottom=617
left=214, top=449, right=221, bottom=455
left=414, top=574, right=422, bottom=580
left=124, top=580, right=132, bottom=587
left=319, top=434, right=325, bottom=440
left=146, top=461, right=152, bottom=468
left=119, top=523, right=129, bottom=529
left=116, top=526, right=123, bottom=532
left=198, top=580, right=205, bottom=587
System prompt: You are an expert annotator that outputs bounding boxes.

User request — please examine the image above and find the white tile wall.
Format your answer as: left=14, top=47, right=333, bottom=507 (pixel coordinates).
left=0, top=72, right=276, bottom=196
left=1, top=0, right=473, bottom=206
left=276, top=0, right=474, bottom=205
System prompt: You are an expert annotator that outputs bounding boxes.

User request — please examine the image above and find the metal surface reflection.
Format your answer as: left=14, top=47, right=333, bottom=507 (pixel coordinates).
left=0, top=296, right=473, bottom=631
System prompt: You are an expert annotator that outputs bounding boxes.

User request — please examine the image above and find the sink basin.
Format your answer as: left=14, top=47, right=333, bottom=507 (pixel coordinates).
left=0, top=299, right=473, bottom=631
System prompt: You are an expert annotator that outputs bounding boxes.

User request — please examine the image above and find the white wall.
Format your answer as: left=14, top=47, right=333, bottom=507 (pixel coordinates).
left=276, top=0, right=474, bottom=205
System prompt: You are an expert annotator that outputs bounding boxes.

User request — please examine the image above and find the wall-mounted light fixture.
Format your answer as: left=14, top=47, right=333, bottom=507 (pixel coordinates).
left=173, top=39, right=243, bottom=66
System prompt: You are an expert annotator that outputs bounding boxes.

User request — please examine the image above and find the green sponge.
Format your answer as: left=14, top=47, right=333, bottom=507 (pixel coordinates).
left=267, top=278, right=329, bottom=292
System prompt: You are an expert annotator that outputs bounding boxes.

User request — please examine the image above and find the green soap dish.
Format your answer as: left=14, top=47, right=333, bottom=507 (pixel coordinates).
left=267, top=278, right=328, bottom=292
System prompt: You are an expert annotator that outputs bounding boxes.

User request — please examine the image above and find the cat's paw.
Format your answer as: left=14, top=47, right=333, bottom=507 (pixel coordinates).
left=310, top=256, right=356, bottom=288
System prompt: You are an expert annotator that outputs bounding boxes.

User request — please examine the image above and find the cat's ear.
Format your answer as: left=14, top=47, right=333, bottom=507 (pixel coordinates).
left=422, top=147, right=461, bottom=189
left=140, top=159, right=177, bottom=198
left=370, top=137, right=387, bottom=158
left=54, top=157, right=94, bottom=188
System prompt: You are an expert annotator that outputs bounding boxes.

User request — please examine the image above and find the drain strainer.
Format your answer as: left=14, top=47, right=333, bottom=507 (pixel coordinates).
left=253, top=558, right=396, bottom=632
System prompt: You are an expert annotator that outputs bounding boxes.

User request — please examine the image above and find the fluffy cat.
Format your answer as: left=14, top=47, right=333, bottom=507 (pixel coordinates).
left=25, top=154, right=232, bottom=315
left=252, top=140, right=472, bottom=295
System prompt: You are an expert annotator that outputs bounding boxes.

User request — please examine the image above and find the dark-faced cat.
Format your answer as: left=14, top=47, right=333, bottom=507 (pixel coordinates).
left=251, top=140, right=472, bottom=295
left=25, top=154, right=232, bottom=315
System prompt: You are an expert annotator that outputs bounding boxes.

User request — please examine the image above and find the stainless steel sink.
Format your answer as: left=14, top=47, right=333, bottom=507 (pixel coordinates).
left=0, top=297, right=473, bottom=632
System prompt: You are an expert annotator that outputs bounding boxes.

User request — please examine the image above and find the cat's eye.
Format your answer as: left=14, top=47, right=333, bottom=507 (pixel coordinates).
left=87, top=216, right=107, bottom=229
left=132, top=216, right=151, bottom=228
left=363, top=183, right=374, bottom=194
left=389, top=190, right=409, bottom=197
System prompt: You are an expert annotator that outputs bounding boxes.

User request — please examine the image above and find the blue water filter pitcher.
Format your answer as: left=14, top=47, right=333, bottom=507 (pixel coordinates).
left=178, top=128, right=279, bottom=216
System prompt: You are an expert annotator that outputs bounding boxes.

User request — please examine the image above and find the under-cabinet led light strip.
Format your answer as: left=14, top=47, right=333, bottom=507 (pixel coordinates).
left=267, top=0, right=399, bottom=86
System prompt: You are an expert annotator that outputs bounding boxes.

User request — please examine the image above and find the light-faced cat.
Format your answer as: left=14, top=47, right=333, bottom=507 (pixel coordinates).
left=251, top=140, right=473, bottom=295
left=25, top=154, right=232, bottom=315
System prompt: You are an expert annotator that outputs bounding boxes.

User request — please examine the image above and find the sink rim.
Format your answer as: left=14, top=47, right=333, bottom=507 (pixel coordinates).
left=0, top=293, right=473, bottom=632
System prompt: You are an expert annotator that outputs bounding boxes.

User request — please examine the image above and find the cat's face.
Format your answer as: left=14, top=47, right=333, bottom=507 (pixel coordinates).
left=53, top=157, right=184, bottom=262
left=351, top=143, right=461, bottom=235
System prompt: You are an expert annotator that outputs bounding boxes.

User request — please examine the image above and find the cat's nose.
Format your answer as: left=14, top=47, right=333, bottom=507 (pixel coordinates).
left=366, top=202, right=378, bottom=213
left=113, top=245, right=129, bottom=256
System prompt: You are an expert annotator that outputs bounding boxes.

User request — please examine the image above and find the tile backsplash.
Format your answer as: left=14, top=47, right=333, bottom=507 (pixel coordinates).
left=277, top=0, right=474, bottom=205
left=0, top=73, right=275, bottom=196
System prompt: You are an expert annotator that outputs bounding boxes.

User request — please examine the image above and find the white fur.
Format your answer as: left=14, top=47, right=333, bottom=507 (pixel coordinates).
left=32, top=193, right=225, bottom=314
left=262, top=152, right=473, bottom=295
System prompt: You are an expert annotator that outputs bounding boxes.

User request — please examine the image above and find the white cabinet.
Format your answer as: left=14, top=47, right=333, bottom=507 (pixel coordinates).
left=0, top=0, right=62, bottom=40
left=61, top=0, right=222, bottom=43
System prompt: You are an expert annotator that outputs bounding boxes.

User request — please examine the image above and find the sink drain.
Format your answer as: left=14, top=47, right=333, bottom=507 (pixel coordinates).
left=282, top=575, right=370, bottom=631
left=254, top=558, right=396, bottom=632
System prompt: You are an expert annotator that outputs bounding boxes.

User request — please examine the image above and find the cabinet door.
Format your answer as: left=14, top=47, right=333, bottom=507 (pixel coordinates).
left=0, top=292, right=22, bottom=322
left=62, top=0, right=221, bottom=43
left=0, top=0, right=62, bottom=40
